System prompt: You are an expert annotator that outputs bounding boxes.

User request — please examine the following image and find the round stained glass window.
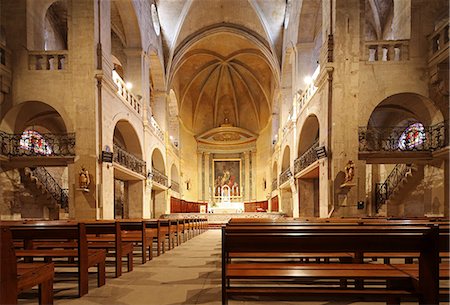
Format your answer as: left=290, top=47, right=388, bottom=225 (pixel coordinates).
left=151, top=4, right=160, bottom=36
left=19, top=130, right=52, bottom=155
left=398, top=122, right=426, bottom=150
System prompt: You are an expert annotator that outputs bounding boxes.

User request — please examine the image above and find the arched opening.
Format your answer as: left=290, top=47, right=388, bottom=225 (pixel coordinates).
left=0, top=101, right=72, bottom=220
left=362, top=93, right=446, bottom=217
left=113, top=120, right=144, bottom=219
left=280, top=145, right=292, bottom=216
left=297, top=114, right=320, bottom=217
left=151, top=148, right=167, bottom=218
left=168, top=90, right=179, bottom=148
left=44, top=1, right=68, bottom=50
left=296, top=0, right=322, bottom=92
left=271, top=161, right=279, bottom=212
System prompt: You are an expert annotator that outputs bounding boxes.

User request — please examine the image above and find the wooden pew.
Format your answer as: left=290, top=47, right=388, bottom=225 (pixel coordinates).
left=1, top=226, right=55, bottom=305
left=119, top=219, right=153, bottom=264
left=222, top=224, right=440, bottom=305
left=10, top=222, right=106, bottom=297
left=84, top=220, right=134, bottom=278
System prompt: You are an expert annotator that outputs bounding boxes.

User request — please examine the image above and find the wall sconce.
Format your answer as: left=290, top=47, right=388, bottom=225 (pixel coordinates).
left=315, top=146, right=327, bottom=159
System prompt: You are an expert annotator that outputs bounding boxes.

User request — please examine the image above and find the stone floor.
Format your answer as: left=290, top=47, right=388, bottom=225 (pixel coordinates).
left=19, top=230, right=441, bottom=305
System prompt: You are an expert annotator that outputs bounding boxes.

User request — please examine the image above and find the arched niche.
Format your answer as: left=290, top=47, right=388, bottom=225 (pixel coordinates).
left=298, top=114, right=319, bottom=157
left=113, top=120, right=143, bottom=158
left=281, top=146, right=291, bottom=172
left=151, top=148, right=165, bottom=174
left=170, top=163, right=179, bottom=183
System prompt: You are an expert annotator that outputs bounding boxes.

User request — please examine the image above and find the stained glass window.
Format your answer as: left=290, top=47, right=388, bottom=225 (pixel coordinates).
left=398, top=122, right=426, bottom=150
left=19, top=130, right=52, bottom=155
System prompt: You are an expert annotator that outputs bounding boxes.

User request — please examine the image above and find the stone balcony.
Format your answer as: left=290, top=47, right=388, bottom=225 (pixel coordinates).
left=28, top=50, right=68, bottom=70
left=112, top=70, right=142, bottom=116
left=113, top=144, right=146, bottom=177
left=364, top=40, right=409, bottom=62
left=294, top=139, right=319, bottom=175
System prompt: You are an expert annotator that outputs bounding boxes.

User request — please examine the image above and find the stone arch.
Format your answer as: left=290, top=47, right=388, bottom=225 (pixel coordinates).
left=281, top=145, right=291, bottom=172
left=151, top=148, right=165, bottom=174
left=0, top=101, right=70, bottom=134
left=366, top=93, right=444, bottom=128
left=296, top=0, right=322, bottom=91
left=44, top=0, right=68, bottom=50
left=298, top=114, right=320, bottom=157
left=113, top=120, right=143, bottom=159
left=111, top=1, right=142, bottom=49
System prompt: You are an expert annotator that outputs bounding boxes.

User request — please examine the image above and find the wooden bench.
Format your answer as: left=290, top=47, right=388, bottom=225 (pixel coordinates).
left=85, top=220, right=134, bottom=278
left=10, top=222, right=106, bottom=297
left=119, top=219, right=153, bottom=264
left=1, top=226, right=55, bottom=305
left=222, top=224, right=440, bottom=305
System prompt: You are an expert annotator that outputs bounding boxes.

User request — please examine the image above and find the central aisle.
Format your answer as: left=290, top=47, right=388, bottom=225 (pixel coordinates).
left=59, top=230, right=422, bottom=305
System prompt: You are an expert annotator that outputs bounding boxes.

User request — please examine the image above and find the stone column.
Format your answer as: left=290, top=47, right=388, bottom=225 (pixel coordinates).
left=243, top=151, right=250, bottom=202
left=290, top=177, right=299, bottom=218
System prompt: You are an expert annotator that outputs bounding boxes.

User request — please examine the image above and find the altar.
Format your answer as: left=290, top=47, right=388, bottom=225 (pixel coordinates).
left=208, top=201, right=244, bottom=214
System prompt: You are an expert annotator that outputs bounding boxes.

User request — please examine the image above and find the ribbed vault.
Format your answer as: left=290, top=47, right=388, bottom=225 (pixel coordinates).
left=171, top=31, right=275, bottom=135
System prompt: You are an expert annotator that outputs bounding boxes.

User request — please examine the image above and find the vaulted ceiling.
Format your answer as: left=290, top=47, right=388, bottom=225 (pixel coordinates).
left=156, top=0, right=285, bottom=135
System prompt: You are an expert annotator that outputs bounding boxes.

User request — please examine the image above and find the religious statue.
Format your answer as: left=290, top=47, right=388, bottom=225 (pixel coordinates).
left=343, top=160, right=355, bottom=184
left=79, top=166, right=90, bottom=189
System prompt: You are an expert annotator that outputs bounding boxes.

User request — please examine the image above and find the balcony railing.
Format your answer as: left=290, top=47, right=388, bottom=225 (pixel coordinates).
left=150, top=116, right=164, bottom=142
left=358, top=121, right=448, bottom=152
left=28, top=50, right=68, bottom=70
left=294, top=139, right=319, bottom=174
left=171, top=180, right=180, bottom=193
left=149, top=167, right=168, bottom=187
left=364, top=40, right=409, bottom=62
left=112, top=70, right=142, bottom=115
left=279, top=167, right=292, bottom=186
left=31, top=167, right=69, bottom=211
left=271, top=178, right=278, bottom=191
left=0, top=130, right=75, bottom=157
left=113, top=144, right=146, bottom=176
left=295, top=80, right=318, bottom=117
left=428, top=21, right=449, bottom=63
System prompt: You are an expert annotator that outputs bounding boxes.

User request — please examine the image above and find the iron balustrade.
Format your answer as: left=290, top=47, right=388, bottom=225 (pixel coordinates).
left=149, top=167, right=168, bottom=187
left=294, top=139, right=319, bottom=174
left=31, top=167, right=69, bottom=211
left=279, top=168, right=292, bottom=186
left=271, top=178, right=278, bottom=191
left=171, top=180, right=180, bottom=193
left=113, top=144, right=146, bottom=176
left=0, top=130, right=75, bottom=157
left=375, top=164, right=411, bottom=213
left=358, top=122, right=448, bottom=152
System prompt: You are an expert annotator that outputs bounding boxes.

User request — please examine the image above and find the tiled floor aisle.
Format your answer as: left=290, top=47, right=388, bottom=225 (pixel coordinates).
left=20, top=230, right=431, bottom=305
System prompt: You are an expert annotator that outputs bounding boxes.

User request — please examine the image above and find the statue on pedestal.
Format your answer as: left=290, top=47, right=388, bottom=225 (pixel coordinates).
left=340, top=160, right=356, bottom=188
left=79, top=166, right=90, bottom=190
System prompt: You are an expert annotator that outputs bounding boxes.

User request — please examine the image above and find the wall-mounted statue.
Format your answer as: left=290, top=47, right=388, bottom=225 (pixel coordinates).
left=79, top=166, right=90, bottom=189
left=342, top=160, right=355, bottom=187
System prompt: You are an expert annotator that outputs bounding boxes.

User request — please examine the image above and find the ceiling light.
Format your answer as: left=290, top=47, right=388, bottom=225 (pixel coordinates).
left=126, top=82, right=133, bottom=89
left=304, top=76, right=313, bottom=85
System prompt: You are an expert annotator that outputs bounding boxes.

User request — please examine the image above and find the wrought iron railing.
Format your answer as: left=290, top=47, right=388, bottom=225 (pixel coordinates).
left=113, top=144, right=146, bottom=176
left=0, top=130, right=75, bottom=157
left=31, top=167, right=69, bottom=211
left=149, top=167, right=168, bottom=187
left=279, top=167, right=292, bottom=186
left=375, top=164, right=411, bottom=213
left=271, top=178, right=278, bottom=191
left=358, top=122, right=448, bottom=152
left=28, top=50, right=68, bottom=70
left=294, top=139, right=319, bottom=174
left=171, top=180, right=180, bottom=193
